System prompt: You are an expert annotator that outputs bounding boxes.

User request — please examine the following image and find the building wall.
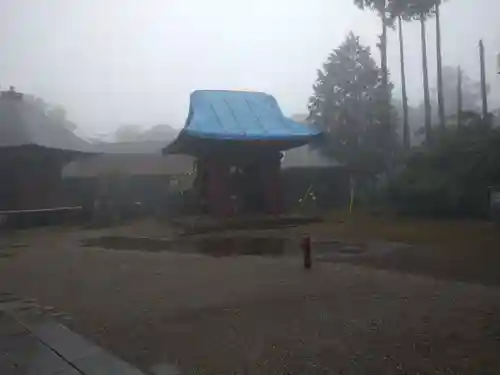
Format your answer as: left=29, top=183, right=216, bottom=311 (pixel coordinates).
left=0, top=147, right=72, bottom=211
left=63, top=174, right=175, bottom=215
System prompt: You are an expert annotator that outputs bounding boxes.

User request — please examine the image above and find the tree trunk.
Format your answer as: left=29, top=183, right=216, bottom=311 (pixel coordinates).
left=479, top=40, right=489, bottom=119
left=435, top=2, right=446, bottom=132
left=420, top=15, right=432, bottom=144
left=380, top=13, right=388, bottom=90
left=398, top=16, right=410, bottom=149
left=457, top=66, right=462, bottom=128
left=379, top=6, right=391, bottom=143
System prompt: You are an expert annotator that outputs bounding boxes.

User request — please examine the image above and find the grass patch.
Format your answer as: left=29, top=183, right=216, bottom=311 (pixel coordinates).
left=0, top=243, right=26, bottom=259
left=315, top=211, right=500, bottom=248
left=306, top=211, right=500, bottom=285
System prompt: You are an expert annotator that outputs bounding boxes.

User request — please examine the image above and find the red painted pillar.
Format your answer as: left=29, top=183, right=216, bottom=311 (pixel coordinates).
left=206, top=161, right=218, bottom=216
left=207, top=161, right=232, bottom=217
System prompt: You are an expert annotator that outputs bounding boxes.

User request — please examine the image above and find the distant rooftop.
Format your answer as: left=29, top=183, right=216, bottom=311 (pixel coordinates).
left=91, top=140, right=167, bottom=154
left=282, top=144, right=340, bottom=169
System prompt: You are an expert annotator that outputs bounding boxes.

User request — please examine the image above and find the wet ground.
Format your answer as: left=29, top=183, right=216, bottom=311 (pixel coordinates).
left=2, top=219, right=500, bottom=374
left=81, top=231, right=500, bottom=286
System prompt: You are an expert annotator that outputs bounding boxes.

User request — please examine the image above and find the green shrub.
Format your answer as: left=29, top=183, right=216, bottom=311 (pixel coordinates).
left=388, top=116, right=500, bottom=217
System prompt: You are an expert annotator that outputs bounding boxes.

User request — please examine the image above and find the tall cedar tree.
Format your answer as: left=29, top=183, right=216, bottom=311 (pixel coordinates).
left=392, top=0, right=437, bottom=143
left=354, top=0, right=391, bottom=137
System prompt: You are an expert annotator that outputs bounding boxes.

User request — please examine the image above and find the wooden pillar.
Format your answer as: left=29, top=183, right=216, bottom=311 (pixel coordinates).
left=264, top=153, right=282, bottom=215
left=206, top=160, right=232, bottom=217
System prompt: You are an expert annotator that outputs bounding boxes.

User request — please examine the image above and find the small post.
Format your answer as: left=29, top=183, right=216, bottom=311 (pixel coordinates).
left=301, top=236, right=312, bottom=269
left=349, top=174, right=355, bottom=215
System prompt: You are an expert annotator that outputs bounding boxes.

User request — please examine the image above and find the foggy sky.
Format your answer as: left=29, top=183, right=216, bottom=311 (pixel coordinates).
left=1, top=0, right=499, bottom=138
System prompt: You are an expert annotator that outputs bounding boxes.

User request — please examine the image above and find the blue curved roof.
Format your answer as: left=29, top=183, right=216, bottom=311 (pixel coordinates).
left=183, top=90, right=320, bottom=140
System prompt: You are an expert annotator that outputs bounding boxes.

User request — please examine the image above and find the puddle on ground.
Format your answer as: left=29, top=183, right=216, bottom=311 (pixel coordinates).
left=82, top=236, right=176, bottom=252
left=0, top=243, right=27, bottom=258
left=82, top=236, right=287, bottom=258
left=313, top=241, right=413, bottom=263
left=313, top=241, right=367, bottom=258
left=178, top=216, right=323, bottom=236
left=198, top=237, right=285, bottom=257
left=82, top=236, right=408, bottom=260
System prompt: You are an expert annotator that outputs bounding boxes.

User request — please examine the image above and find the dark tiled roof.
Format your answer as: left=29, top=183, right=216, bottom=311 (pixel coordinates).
left=0, top=91, right=93, bottom=152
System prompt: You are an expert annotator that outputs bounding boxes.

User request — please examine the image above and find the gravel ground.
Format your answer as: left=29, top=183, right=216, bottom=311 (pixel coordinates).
left=1, top=225, right=500, bottom=374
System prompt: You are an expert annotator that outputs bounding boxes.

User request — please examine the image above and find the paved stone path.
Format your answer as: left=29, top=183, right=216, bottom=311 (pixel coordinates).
left=0, top=294, right=151, bottom=375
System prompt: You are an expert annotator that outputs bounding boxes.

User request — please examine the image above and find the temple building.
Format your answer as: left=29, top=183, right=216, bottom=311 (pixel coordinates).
left=163, top=90, right=321, bottom=216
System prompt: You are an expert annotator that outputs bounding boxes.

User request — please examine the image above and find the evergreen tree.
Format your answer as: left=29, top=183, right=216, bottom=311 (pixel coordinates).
left=308, top=33, right=398, bottom=177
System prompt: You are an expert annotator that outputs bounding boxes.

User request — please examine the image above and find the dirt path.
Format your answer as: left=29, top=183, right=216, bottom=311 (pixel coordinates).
left=1, top=224, right=500, bottom=374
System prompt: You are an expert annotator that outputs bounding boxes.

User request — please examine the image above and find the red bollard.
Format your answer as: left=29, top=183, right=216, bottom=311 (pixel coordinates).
left=301, top=236, right=312, bottom=269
